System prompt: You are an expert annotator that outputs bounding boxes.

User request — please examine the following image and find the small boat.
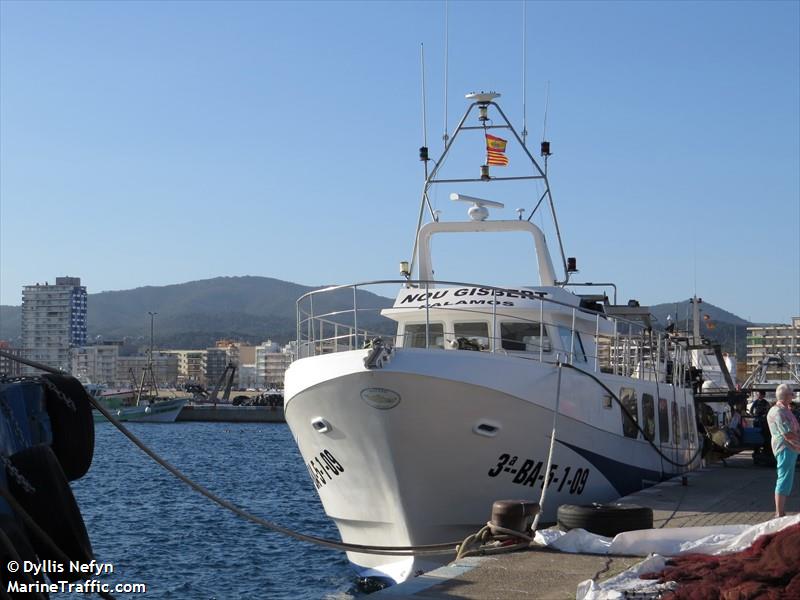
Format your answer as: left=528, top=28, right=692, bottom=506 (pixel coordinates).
left=93, top=395, right=186, bottom=423
left=93, top=349, right=187, bottom=423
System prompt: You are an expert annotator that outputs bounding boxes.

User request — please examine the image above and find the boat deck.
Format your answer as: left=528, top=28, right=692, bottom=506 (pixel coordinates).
left=377, top=452, right=779, bottom=599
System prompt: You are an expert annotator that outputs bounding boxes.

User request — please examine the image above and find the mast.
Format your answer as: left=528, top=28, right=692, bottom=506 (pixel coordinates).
left=408, top=92, right=570, bottom=283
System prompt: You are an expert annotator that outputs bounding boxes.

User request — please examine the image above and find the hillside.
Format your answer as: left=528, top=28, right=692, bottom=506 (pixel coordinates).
left=650, top=299, right=751, bottom=359
left=0, top=279, right=754, bottom=358
left=0, top=276, right=394, bottom=349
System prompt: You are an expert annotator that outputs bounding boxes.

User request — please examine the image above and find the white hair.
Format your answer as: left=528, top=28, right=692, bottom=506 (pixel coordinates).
left=776, top=383, right=793, bottom=401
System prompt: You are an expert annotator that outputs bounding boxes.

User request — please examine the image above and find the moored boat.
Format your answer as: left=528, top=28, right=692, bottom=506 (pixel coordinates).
left=92, top=395, right=186, bottom=423
left=284, top=91, right=704, bottom=584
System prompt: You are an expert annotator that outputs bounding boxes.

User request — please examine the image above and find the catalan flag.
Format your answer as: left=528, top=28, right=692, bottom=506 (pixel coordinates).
left=485, top=133, right=509, bottom=166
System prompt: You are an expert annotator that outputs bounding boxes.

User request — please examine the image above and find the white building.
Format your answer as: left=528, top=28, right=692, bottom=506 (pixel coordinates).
left=71, top=343, right=119, bottom=384
left=746, top=317, right=800, bottom=381
left=255, top=340, right=294, bottom=389
left=21, top=277, right=87, bottom=373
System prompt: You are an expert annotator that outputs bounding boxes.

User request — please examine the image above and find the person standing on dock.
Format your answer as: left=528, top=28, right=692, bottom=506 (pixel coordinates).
left=752, top=391, right=770, bottom=418
left=767, top=383, right=800, bottom=517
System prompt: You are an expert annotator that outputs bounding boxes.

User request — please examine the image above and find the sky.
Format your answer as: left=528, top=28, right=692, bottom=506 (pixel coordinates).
left=1, top=0, right=798, bottom=323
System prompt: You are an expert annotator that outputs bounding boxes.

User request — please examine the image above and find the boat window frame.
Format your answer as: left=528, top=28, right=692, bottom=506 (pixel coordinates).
left=672, top=400, right=680, bottom=445
left=619, top=387, right=639, bottom=439
left=680, top=406, right=689, bottom=442
left=658, top=397, right=670, bottom=444
left=453, top=321, right=491, bottom=351
left=556, top=325, right=588, bottom=363
left=499, top=321, right=550, bottom=353
left=401, top=322, right=446, bottom=349
left=642, top=393, right=656, bottom=442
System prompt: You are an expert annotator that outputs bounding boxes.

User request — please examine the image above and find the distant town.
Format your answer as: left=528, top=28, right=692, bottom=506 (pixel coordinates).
left=0, top=275, right=798, bottom=388
left=0, top=276, right=293, bottom=390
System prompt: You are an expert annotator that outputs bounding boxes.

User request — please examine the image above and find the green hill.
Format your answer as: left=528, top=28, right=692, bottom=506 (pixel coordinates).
left=650, top=299, right=751, bottom=359
left=0, top=279, right=754, bottom=358
left=0, top=276, right=393, bottom=349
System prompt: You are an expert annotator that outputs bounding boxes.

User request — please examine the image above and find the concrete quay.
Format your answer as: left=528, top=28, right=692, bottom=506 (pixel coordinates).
left=376, top=453, right=781, bottom=599
left=176, top=403, right=285, bottom=423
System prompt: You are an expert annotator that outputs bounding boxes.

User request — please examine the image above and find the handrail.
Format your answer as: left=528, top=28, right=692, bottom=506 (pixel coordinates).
left=296, top=278, right=656, bottom=332
left=296, top=287, right=691, bottom=385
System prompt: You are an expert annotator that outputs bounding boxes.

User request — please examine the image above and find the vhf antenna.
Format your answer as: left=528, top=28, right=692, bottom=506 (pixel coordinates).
left=418, top=43, right=435, bottom=222
left=541, top=80, right=551, bottom=173
left=443, top=0, right=449, bottom=147
left=522, top=0, right=528, bottom=146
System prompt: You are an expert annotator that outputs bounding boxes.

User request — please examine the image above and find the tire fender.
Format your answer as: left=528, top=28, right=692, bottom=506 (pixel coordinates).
left=6, top=445, right=94, bottom=582
left=41, top=374, right=95, bottom=481
left=557, top=503, right=653, bottom=538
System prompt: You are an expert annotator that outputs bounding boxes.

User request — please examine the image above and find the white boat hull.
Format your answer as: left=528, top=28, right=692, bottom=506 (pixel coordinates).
left=285, top=348, right=699, bottom=583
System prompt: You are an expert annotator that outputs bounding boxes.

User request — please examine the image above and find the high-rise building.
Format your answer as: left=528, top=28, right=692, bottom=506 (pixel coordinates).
left=21, top=277, right=87, bottom=372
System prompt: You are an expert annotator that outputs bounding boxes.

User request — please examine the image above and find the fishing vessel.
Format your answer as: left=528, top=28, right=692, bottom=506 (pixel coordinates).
left=93, top=360, right=186, bottom=424
left=93, top=395, right=186, bottom=423
left=284, top=91, right=703, bottom=583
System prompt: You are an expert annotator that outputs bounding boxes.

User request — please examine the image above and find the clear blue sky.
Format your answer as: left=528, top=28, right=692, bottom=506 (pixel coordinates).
left=1, top=0, right=798, bottom=323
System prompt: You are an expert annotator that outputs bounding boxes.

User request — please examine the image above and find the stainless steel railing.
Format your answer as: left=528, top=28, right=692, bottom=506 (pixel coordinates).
left=296, top=279, right=692, bottom=385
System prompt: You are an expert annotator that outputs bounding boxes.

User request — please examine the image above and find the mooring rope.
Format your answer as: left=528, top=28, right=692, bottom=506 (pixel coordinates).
left=0, top=349, right=705, bottom=559
left=0, top=350, right=459, bottom=557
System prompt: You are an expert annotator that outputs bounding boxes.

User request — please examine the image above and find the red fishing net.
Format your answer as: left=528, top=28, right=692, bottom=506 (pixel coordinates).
left=640, top=523, right=800, bottom=600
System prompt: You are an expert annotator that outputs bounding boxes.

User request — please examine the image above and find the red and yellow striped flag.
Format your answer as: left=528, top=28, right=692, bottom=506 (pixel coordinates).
left=485, top=133, right=509, bottom=166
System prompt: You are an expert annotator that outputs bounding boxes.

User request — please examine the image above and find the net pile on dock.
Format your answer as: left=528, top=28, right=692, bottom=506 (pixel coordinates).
left=643, top=522, right=800, bottom=600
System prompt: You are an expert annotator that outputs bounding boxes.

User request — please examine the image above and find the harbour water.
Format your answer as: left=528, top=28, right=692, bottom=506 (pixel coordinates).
left=64, top=422, right=357, bottom=599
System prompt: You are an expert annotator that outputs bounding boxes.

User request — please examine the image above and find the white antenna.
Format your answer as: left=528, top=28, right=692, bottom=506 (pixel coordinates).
left=443, top=0, right=449, bottom=146
left=522, top=0, right=528, bottom=146
left=542, top=80, right=550, bottom=142
left=420, top=43, right=428, bottom=148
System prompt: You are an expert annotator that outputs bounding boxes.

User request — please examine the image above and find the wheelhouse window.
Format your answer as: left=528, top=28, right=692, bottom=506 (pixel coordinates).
left=642, top=394, right=655, bottom=442
left=403, top=323, right=445, bottom=349
left=658, top=398, right=669, bottom=443
left=557, top=326, right=587, bottom=363
left=680, top=406, right=688, bottom=442
left=620, top=387, right=639, bottom=439
left=672, top=400, right=680, bottom=444
left=500, top=322, right=549, bottom=352
left=453, top=322, right=490, bottom=351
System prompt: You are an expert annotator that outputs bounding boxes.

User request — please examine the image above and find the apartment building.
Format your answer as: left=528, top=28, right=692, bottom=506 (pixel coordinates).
left=116, top=353, right=179, bottom=388
left=71, top=343, right=120, bottom=384
left=255, top=340, right=294, bottom=389
left=746, top=317, right=800, bottom=381
left=0, top=341, right=26, bottom=377
left=21, top=277, right=87, bottom=372
left=162, top=350, right=207, bottom=385
left=203, top=347, right=231, bottom=388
